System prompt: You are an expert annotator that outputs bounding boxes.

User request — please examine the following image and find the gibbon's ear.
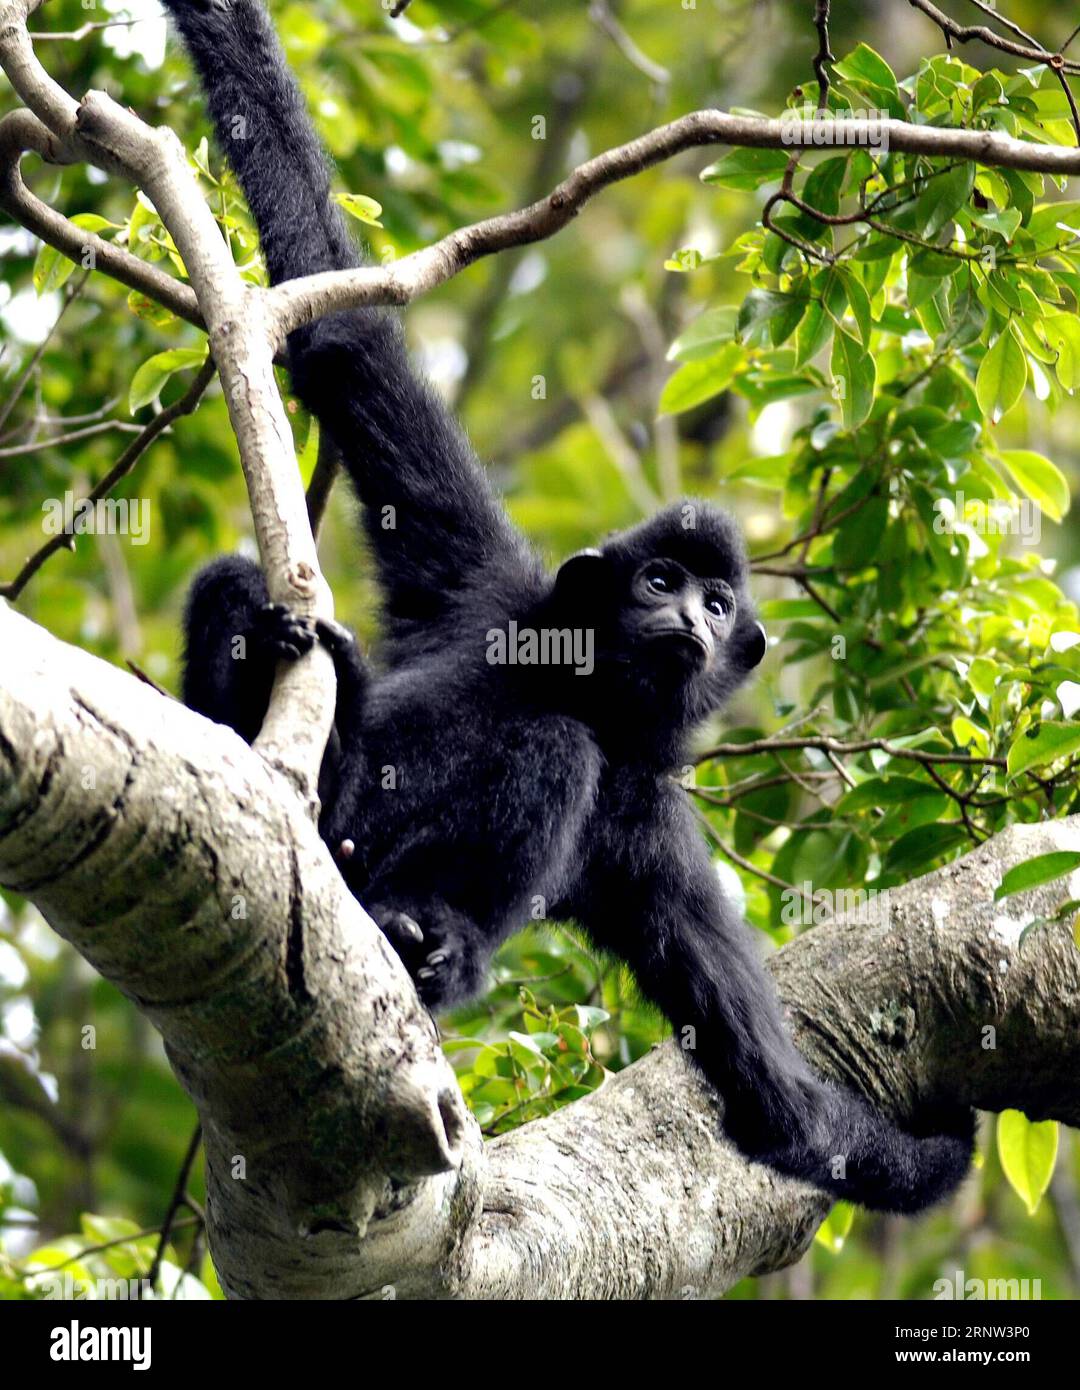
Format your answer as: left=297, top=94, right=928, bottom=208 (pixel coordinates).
left=742, top=620, right=768, bottom=668
left=553, top=548, right=609, bottom=600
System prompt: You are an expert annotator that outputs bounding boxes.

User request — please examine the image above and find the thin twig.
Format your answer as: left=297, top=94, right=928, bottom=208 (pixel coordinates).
left=1, top=358, right=216, bottom=600
left=963, top=0, right=1042, bottom=51
left=812, top=0, right=834, bottom=112
left=31, top=17, right=142, bottom=42
left=698, top=734, right=1005, bottom=768
left=19, top=1218, right=200, bottom=1278
left=0, top=267, right=90, bottom=434
left=692, top=803, right=826, bottom=900
left=267, top=109, right=1080, bottom=336
left=144, top=1122, right=202, bottom=1295
left=0, top=417, right=143, bottom=457
left=588, top=0, right=670, bottom=87
left=906, top=0, right=1080, bottom=71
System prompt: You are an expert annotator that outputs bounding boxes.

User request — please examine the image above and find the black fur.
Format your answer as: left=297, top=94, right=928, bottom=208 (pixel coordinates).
left=169, top=0, right=973, bottom=1213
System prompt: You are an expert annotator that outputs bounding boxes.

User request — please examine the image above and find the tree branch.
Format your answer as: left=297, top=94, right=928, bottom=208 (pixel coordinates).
left=265, top=111, right=1080, bottom=339
left=0, top=109, right=204, bottom=329
left=0, top=0, right=334, bottom=798
left=0, top=357, right=217, bottom=601
left=1, top=604, right=1077, bottom=1298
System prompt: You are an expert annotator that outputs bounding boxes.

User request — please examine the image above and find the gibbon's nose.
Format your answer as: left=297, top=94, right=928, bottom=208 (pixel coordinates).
left=678, top=594, right=714, bottom=654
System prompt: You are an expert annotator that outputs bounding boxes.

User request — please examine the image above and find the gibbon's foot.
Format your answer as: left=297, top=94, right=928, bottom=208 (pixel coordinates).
left=367, top=902, right=487, bottom=1009
left=368, top=905, right=425, bottom=955
left=410, top=913, right=490, bottom=1010
left=251, top=602, right=316, bottom=663
left=315, top=617, right=358, bottom=657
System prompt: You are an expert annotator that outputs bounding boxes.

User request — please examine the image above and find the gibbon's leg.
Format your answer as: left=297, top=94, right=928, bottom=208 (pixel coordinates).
left=161, top=0, right=541, bottom=650
left=182, top=555, right=314, bottom=741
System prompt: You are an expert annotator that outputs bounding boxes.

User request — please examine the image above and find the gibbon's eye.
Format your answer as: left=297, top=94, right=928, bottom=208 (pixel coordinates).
left=705, top=594, right=727, bottom=618
left=646, top=570, right=673, bottom=594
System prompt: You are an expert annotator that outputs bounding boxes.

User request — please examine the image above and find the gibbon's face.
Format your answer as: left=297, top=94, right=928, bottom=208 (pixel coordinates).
left=549, top=505, right=767, bottom=713
left=629, top=558, right=737, bottom=673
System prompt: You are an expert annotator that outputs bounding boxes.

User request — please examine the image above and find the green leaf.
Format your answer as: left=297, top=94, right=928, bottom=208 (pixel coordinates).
left=996, top=1110, right=1058, bottom=1215
left=297, top=414, right=320, bottom=487
left=833, top=493, right=888, bottom=567
left=70, top=212, right=119, bottom=235
left=801, top=157, right=847, bottom=218
left=127, top=290, right=177, bottom=327
left=830, top=326, right=876, bottom=428
left=667, top=307, right=738, bottom=362
left=967, top=206, right=1022, bottom=241
left=1007, top=720, right=1080, bottom=779
left=996, top=449, right=1070, bottom=522
left=971, top=71, right=1005, bottom=110
left=833, top=43, right=898, bottom=94
left=995, top=851, right=1080, bottom=900
left=1045, top=314, right=1080, bottom=390
left=837, top=268, right=873, bottom=345
left=952, top=715, right=989, bottom=754
left=31, top=214, right=117, bottom=296
left=976, top=325, right=1027, bottom=422
left=835, top=776, right=943, bottom=813
left=129, top=347, right=209, bottom=413
left=32, top=242, right=76, bottom=295
left=700, top=147, right=793, bottom=190
left=814, top=1201, right=855, bottom=1253
left=882, top=823, right=969, bottom=876
left=916, top=161, right=975, bottom=239
left=946, top=282, right=987, bottom=349
left=736, top=290, right=806, bottom=348
left=658, top=342, right=743, bottom=414
left=1025, top=201, right=1080, bottom=249
left=794, top=299, right=831, bottom=366
left=332, top=192, right=383, bottom=226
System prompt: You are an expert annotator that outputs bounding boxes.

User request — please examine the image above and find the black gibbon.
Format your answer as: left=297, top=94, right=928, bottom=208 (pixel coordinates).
left=170, top=0, right=973, bottom=1212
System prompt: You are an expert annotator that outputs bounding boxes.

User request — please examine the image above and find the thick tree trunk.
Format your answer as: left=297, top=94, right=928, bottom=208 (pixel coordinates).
left=2, top=602, right=1077, bottom=1298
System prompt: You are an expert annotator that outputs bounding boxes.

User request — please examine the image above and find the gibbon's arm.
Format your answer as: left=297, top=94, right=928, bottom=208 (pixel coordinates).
left=584, top=802, right=974, bottom=1214
left=162, top=0, right=536, bottom=648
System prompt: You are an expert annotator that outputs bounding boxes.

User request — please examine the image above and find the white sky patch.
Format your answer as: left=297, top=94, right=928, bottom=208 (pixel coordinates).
left=2, top=288, right=60, bottom=344
left=1057, top=680, right=1080, bottom=719
left=16, top=912, right=61, bottom=963
left=508, top=251, right=547, bottom=296
left=416, top=336, right=466, bottom=392
left=1051, top=631, right=1080, bottom=653
left=0, top=997, right=36, bottom=1048
left=390, top=14, right=430, bottom=44
left=567, top=127, right=591, bottom=170
left=438, top=140, right=482, bottom=170
left=744, top=509, right=778, bottom=542
left=901, top=329, right=933, bottom=352
left=1060, top=566, right=1080, bottom=604
left=0, top=942, right=28, bottom=990
left=0, top=226, right=36, bottom=256
left=749, top=399, right=797, bottom=456
left=103, top=0, right=166, bottom=68
left=385, top=145, right=412, bottom=179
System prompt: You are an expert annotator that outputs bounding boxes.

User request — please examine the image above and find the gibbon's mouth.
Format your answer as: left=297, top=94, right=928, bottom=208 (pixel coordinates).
left=644, top=628, right=712, bottom=660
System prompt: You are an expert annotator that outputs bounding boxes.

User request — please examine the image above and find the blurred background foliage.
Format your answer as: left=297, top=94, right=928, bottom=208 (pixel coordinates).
left=2, top=0, right=1080, bottom=1300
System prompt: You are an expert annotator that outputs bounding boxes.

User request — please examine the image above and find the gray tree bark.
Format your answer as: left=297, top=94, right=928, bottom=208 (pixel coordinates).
left=2, top=602, right=1077, bottom=1299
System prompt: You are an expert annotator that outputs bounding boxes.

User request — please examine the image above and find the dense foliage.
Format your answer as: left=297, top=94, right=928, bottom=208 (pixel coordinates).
left=2, top=0, right=1079, bottom=1300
